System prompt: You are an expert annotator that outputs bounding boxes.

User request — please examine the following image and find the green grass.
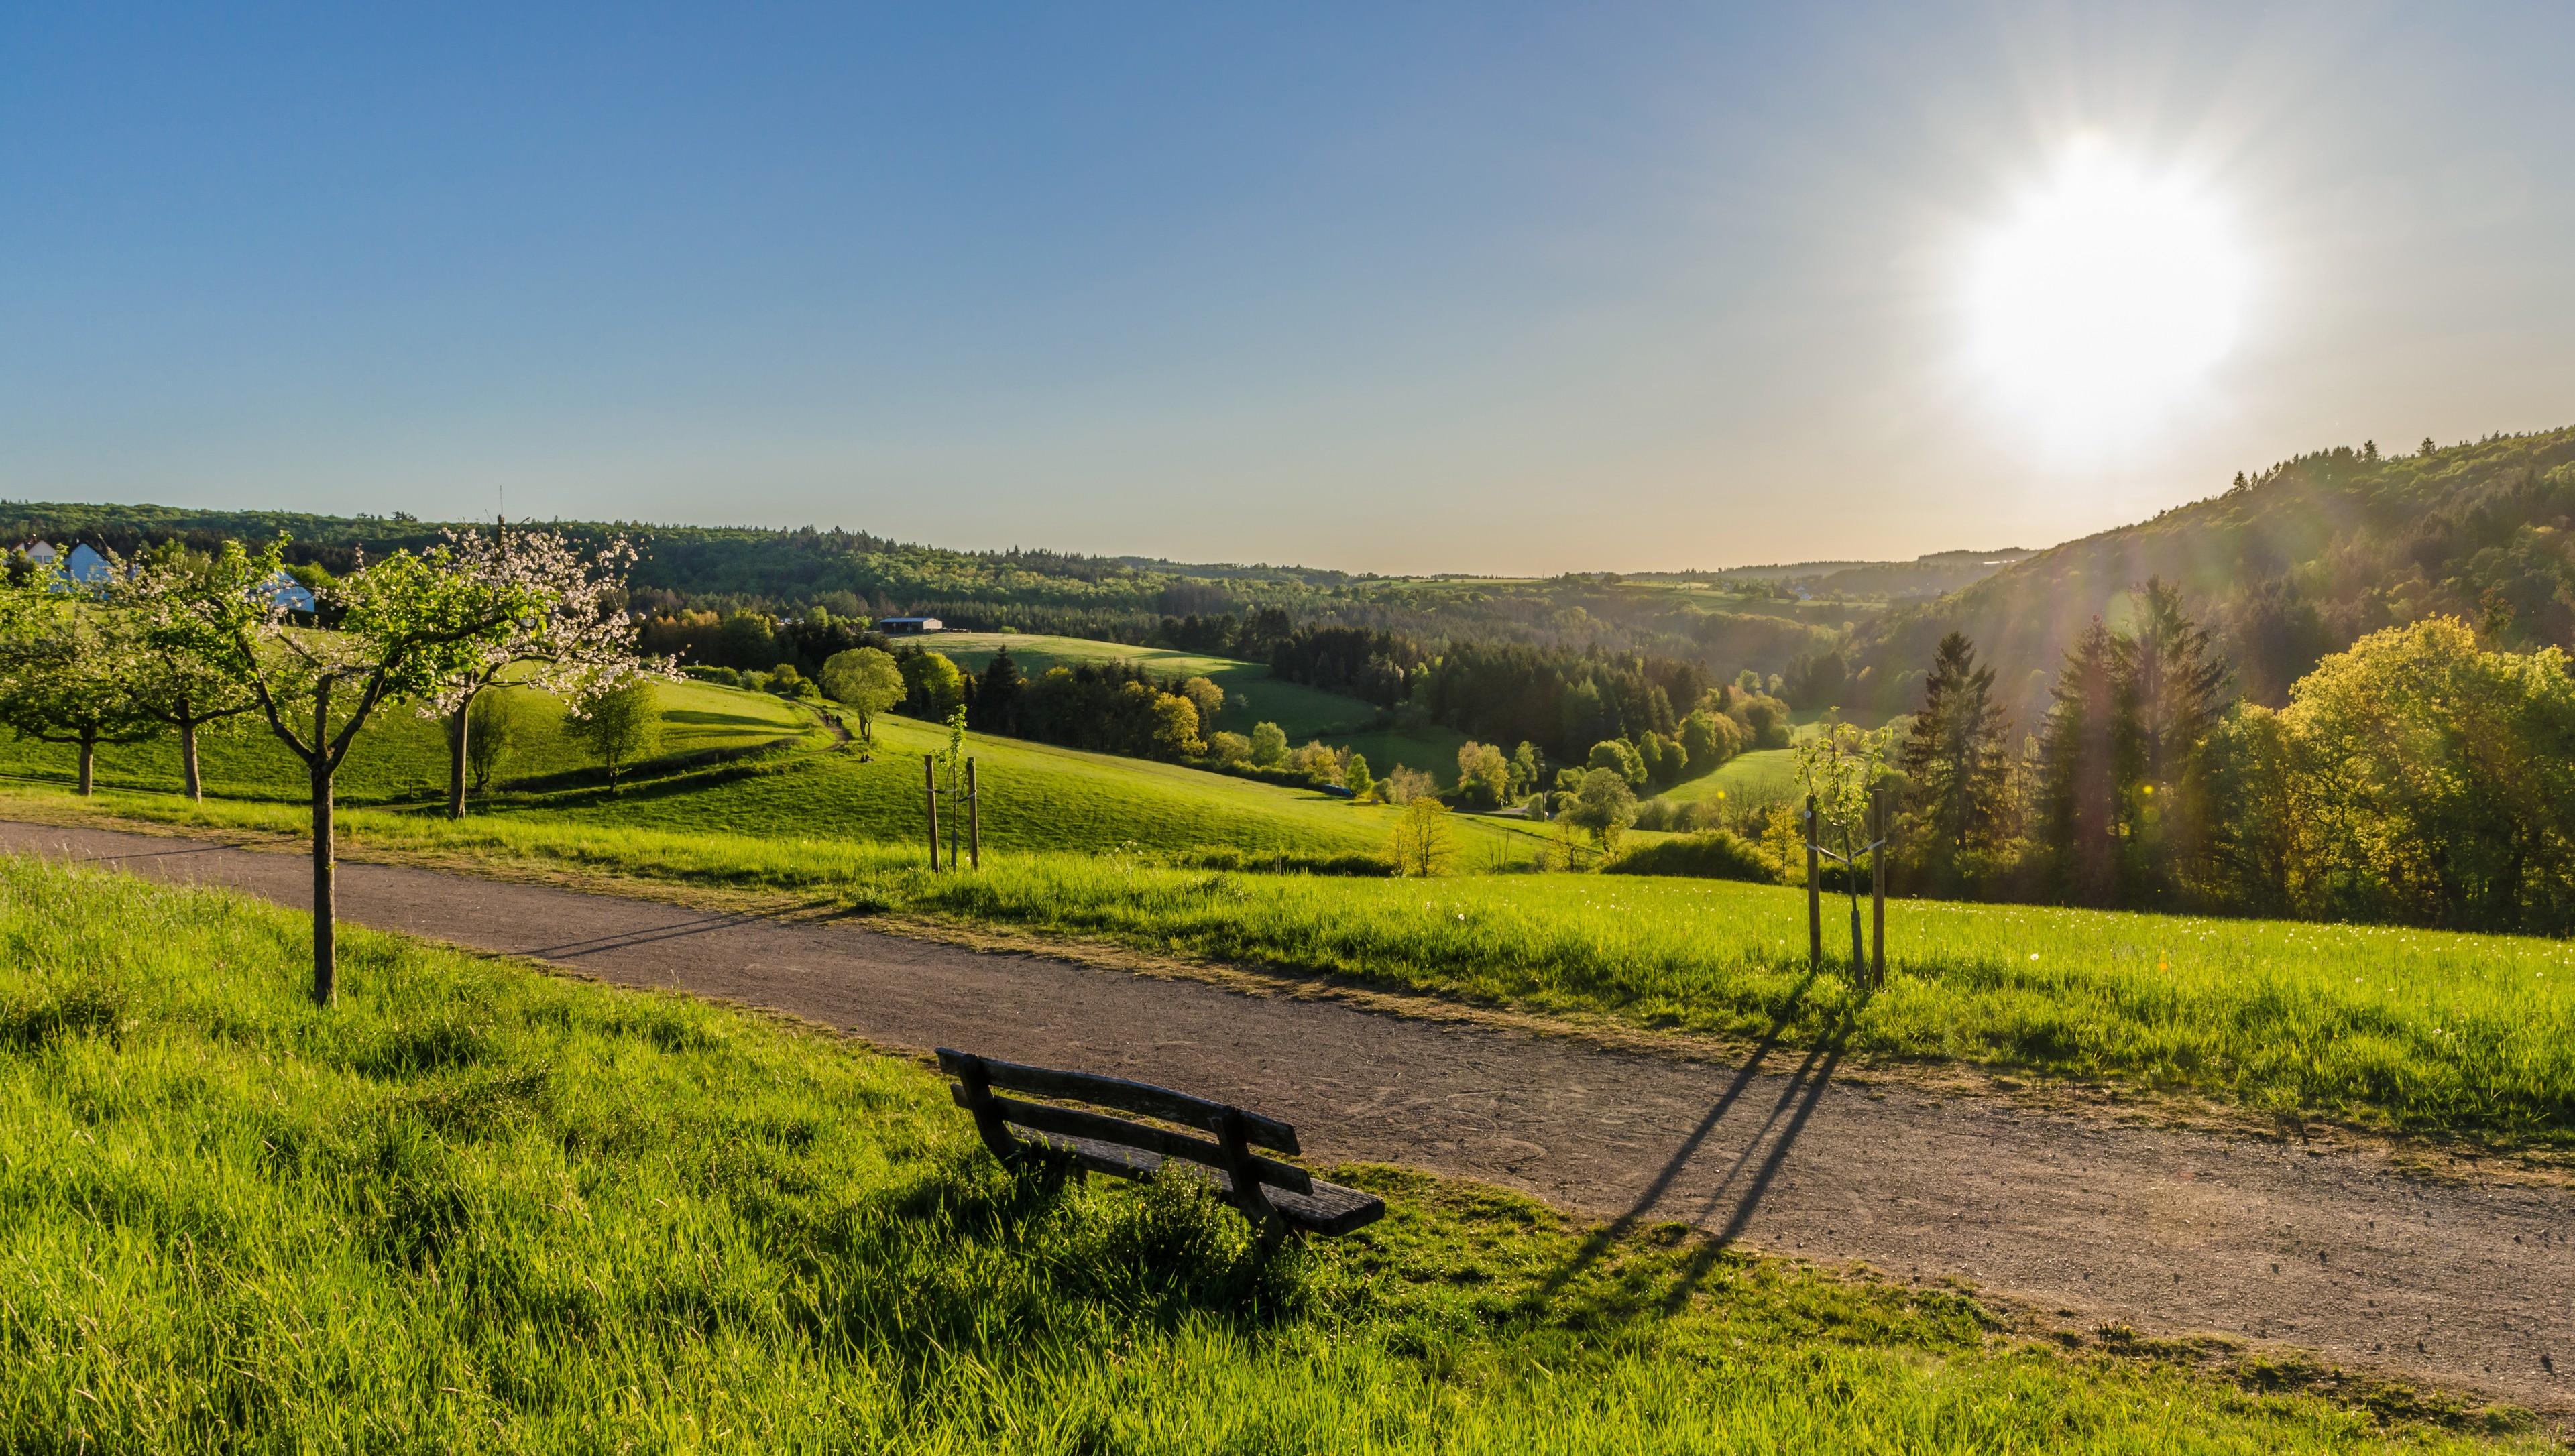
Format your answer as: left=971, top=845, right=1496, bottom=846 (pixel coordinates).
left=541, top=711, right=1559, bottom=862
left=1653, top=749, right=1800, bottom=810
left=0, top=855, right=2534, bottom=1451
left=0, top=678, right=822, bottom=805
left=929, top=631, right=1469, bottom=778
left=19, top=787, right=2575, bottom=1150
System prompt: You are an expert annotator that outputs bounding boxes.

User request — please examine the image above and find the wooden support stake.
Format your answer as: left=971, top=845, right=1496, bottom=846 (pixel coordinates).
left=924, top=753, right=941, bottom=872
left=1870, top=786, right=1888, bottom=989
left=1804, top=794, right=1822, bottom=973
left=967, top=757, right=981, bottom=870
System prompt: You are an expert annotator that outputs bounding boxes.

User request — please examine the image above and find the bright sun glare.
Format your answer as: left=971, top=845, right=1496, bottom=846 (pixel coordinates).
left=1967, top=139, right=2247, bottom=444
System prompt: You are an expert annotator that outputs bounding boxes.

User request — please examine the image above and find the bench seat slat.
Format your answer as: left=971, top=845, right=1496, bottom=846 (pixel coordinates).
left=937, top=1048, right=1299, bottom=1155
left=1029, top=1132, right=1385, bottom=1237
left=948, top=1086, right=1316, bottom=1194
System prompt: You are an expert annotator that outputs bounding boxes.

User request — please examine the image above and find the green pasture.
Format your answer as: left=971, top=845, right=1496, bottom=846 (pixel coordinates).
left=926, top=631, right=1469, bottom=778
left=1652, top=748, right=1801, bottom=810
left=0, top=856, right=2527, bottom=1451
left=21, top=785, right=2575, bottom=1150
left=0, top=677, right=821, bottom=804
left=540, top=711, right=1556, bottom=861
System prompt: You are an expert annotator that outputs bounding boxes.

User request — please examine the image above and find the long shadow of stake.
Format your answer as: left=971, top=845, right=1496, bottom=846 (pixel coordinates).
left=1518, top=970, right=1821, bottom=1317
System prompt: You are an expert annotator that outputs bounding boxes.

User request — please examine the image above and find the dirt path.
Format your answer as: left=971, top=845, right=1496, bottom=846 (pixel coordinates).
left=7, top=817, right=2571, bottom=1414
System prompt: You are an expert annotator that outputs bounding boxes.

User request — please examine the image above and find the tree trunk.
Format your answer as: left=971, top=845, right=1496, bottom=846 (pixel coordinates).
left=77, top=734, right=95, bottom=796
left=180, top=721, right=203, bottom=801
left=446, top=701, right=471, bottom=819
left=310, top=686, right=336, bottom=1006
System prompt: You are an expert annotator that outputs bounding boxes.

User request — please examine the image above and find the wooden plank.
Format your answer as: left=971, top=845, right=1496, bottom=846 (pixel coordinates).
left=947, top=1087, right=1314, bottom=1194
left=935, top=1048, right=1300, bottom=1154
left=1024, top=1132, right=1384, bottom=1236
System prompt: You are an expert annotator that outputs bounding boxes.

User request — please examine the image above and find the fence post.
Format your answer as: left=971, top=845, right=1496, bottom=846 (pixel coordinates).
left=924, top=753, right=941, bottom=872
left=1804, top=794, right=1822, bottom=973
left=1870, top=786, right=1888, bottom=989
left=968, top=757, right=981, bottom=871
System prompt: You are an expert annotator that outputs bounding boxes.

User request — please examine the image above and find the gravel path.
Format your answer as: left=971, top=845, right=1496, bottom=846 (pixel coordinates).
left=8, top=817, right=2570, bottom=1413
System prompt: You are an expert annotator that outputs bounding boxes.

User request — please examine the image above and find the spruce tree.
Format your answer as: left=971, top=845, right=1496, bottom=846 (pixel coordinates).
left=2036, top=620, right=2128, bottom=905
left=1898, top=631, right=2012, bottom=888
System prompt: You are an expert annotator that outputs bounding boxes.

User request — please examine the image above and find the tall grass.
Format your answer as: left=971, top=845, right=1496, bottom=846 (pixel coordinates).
left=21, top=788, right=2575, bottom=1146
left=0, top=855, right=2533, bottom=1450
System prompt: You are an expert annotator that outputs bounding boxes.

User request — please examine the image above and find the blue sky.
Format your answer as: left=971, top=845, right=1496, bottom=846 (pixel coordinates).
left=4, top=3, right=2570, bottom=572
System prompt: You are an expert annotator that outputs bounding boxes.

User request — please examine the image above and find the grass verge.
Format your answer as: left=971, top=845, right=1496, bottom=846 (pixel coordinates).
left=11, top=786, right=2575, bottom=1153
left=0, top=854, right=2539, bottom=1450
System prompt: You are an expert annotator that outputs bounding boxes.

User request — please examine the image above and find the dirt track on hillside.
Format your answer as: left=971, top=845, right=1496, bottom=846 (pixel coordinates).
left=7, top=816, right=2571, bottom=1415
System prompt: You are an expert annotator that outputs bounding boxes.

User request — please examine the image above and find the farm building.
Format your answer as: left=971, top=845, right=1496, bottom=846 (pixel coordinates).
left=878, top=616, right=943, bottom=634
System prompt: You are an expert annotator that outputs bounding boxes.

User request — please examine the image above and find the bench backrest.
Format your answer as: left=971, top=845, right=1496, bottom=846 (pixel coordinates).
left=935, top=1048, right=1310, bottom=1196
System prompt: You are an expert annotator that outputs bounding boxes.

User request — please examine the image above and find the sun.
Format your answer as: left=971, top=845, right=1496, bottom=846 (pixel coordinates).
left=1964, top=139, right=2247, bottom=445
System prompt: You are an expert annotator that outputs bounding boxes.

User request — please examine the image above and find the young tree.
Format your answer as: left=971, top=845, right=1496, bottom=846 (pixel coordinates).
left=465, top=687, right=534, bottom=795
left=152, top=537, right=560, bottom=1004
left=1344, top=751, right=1375, bottom=802
left=1507, top=741, right=1544, bottom=798
left=1248, top=721, right=1290, bottom=768
left=1387, top=796, right=1460, bottom=877
left=113, top=548, right=260, bottom=800
left=1563, top=767, right=1639, bottom=858
left=0, top=580, right=159, bottom=795
left=821, top=646, right=905, bottom=753
left=412, top=527, right=665, bottom=820
left=566, top=678, right=665, bottom=791
left=1897, top=631, right=2013, bottom=888
left=1796, top=720, right=1893, bottom=973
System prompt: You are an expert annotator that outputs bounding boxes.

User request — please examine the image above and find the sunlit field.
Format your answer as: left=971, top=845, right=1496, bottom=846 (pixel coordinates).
left=929, top=631, right=1473, bottom=777
left=0, top=856, right=2535, bottom=1451
left=19, top=785, right=2575, bottom=1149
left=0, top=676, right=825, bottom=804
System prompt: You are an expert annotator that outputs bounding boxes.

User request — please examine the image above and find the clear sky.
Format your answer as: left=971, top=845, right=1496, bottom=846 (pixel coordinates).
left=4, top=3, right=2570, bottom=574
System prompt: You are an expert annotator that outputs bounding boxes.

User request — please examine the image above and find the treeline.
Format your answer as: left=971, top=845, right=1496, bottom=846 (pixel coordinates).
left=1879, top=574, right=2575, bottom=933
left=1835, top=428, right=2575, bottom=727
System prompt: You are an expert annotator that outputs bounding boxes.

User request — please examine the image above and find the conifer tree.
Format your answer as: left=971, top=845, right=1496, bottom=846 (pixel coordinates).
left=1897, top=631, right=2012, bottom=888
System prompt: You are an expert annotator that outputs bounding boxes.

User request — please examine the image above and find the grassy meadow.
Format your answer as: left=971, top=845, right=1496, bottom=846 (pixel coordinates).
left=0, top=676, right=823, bottom=804
left=929, top=631, right=1473, bottom=778
left=557, top=711, right=1556, bottom=861
left=21, top=786, right=2575, bottom=1150
left=0, top=855, right=2535, bottom=1451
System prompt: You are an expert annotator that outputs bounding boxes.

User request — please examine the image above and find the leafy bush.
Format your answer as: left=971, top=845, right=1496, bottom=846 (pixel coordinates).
left=1605, top=829, right=1781, bottom=884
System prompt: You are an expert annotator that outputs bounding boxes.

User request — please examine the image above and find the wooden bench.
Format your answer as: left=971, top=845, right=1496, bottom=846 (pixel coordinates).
left=937, top=1048, right=1384, bottom=1248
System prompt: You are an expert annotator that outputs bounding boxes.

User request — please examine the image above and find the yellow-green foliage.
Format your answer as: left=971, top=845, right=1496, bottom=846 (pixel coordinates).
left=0, top=856, right=2532, bottom=1451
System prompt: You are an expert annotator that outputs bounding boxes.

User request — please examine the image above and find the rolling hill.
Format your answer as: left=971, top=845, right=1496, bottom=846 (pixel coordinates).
left=923, top=631, right=1471, bottom=778
left=1843, top=427, right=2575, bottom=727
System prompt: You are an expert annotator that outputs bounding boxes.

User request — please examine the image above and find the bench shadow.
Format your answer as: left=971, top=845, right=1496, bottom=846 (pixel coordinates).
left=1517, top=970, right=1827, bottom=1317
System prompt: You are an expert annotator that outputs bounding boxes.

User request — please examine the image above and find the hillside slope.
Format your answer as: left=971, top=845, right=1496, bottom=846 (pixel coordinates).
left=1846, top=428, right=2575, bottom=726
